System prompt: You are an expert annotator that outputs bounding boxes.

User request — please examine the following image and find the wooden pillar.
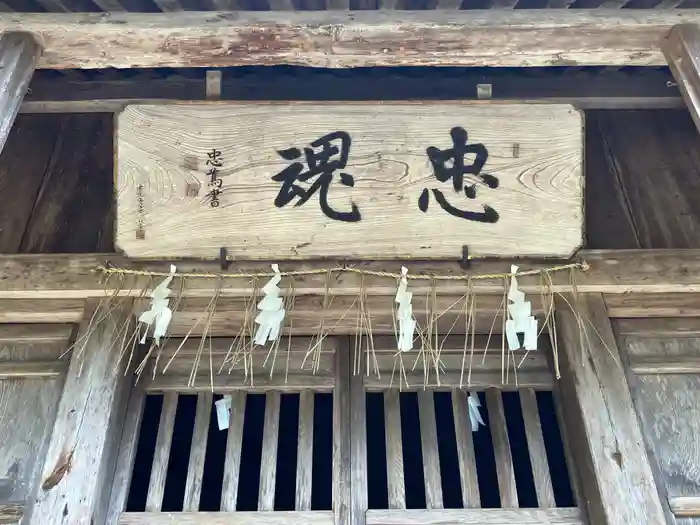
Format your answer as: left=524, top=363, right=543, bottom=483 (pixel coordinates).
left=28, top=299, right=135, bottom=525
left=334, top=342, right=352, bottom=525
left=554, top=293, right=669, bottom=525
left=0, top=32, right=40, bottom=153
left=663, top=24, right=700, bottom=133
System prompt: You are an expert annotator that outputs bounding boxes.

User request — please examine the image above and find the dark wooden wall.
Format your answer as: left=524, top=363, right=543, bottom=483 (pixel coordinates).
left=0, top=109, right=698, bottom=255
left=0, top=114, right=113, bottom=254
left=586, top=109, right=700, bottom=249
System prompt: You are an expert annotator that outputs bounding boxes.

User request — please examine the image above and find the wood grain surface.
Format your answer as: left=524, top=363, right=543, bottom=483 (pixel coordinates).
left=1, top=11, right=700, bottom=69
left=116, top=103, right=582, bottom=260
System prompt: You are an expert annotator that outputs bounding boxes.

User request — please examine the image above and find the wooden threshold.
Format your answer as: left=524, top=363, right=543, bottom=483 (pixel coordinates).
left=0, top=11, right=698, bottom=69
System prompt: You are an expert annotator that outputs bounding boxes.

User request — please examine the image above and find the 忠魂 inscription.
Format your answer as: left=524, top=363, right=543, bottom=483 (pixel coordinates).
left=115, top=103, right=583, bottom=260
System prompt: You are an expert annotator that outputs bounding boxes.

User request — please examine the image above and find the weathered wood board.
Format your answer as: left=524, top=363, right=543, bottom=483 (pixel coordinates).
left=616, top=323, right=700, bottom=524
left=0, top=326, right=69, bottom=518
left=116, top=103, right=582, bottom=260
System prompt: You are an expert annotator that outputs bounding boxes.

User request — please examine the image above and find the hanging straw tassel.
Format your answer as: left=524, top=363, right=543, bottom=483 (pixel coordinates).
left=138, top=264, right=176, bottom=346
left=254, top=264, right=286, bottom=346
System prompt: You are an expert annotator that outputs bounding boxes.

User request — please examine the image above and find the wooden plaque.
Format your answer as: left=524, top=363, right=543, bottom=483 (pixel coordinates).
left=115, top=103, right=583, bottom=260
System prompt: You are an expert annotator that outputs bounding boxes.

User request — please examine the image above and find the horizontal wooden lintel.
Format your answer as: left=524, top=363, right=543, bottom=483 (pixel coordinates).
left=0, top=360, right=66, bottom=380
left=0, top=11, right=698, bottom=69
left=671, top=496, right=700, bottom=517
left=0, top=502, right=23, bottom=525
left=2, top=250, right=700, bottom=300
left=20, top=68, right=682, bottom=113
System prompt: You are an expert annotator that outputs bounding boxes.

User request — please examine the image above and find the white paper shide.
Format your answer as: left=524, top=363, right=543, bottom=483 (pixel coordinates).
left=468, top=393, right=485, bottom=432
left=254, top=264, right=286, bottom=346
left=505, top=265, right=538, bottom=352
left=395, top=266, right=416, bottom=352
left=138, top=264, right=176, bottom=346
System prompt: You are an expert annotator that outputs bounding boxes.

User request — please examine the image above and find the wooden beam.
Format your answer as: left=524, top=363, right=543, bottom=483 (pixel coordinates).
left=7, top=250, right=700, bottom=300
left=21, top=61, right=680, bottom=111
left=365, top=508, right=584, bottom=525
left=0, top=32, right=39, bottom=154
left=0, top=11, right=697, bottom=69
left=0, top=503, right=22, bottom=525
left=0, top=324, right=72, bottom=343
left=554, top=293, right=668, bottom=525
left=670, top=496, right=700, bottom=517
left=119, top=512, right=335, bottom=525
left=615, top=318, right=700, bottom=338
left=0, top=360, right=66, bottom=379
left=27, top=300, right=135, bottom=525
left=663, top=24, right=700, bottom=133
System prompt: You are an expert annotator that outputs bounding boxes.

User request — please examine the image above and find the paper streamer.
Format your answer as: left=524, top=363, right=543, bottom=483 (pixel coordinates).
left=253, top=264, right=286, bottom=345
left=395, top=266, right=416, bottom=352
left=138, top=264, right=176, bottom=346
left=505, top=265, right=538, bottom=352
left=215, top=395, right=232, bottom=430
left=468, top=393, right=485, bottom=432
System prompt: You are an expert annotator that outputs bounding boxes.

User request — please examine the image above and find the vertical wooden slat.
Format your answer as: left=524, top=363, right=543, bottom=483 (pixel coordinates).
left=220, top=391, right=246, bottom=512
left=520, top=388, right=556, bottom=508
left=296, top=390, right=314, bottom=511
left=434, top=0, right=462, bottom=8
left=485, top=389, right=518, bottom=508
left=152, top=0, right=184, bottom=10
left=145, top=392, right=178, bottom=512
left=259, top=391, right=281, bottom=511
left=267, top=0, right=294, bottom=9
left=451, top=390, right=480, bottom=508
left=384, top=389, right=405, bottom=510
left=183, top=392, right=212, bottom=511
left=334, top=346, right=352, bottom=525
left=0, top=33, right=40, bottom=155
left=205, top=70, right=222, bottom=101
left=350, top=349, right=368, bottom=525
left=105, top=381, right=146, bottom=525
left=28, top=300, right=135, bottom=525
left=555, top=293, right=669, bottom=525
left=417, top=390, right=443, bottom=510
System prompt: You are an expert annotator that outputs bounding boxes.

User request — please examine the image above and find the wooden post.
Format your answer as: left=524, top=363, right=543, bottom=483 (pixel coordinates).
left=0, top=32, right=40, bottom=153
left=663, top=24, right=700, bottom=133
left=333, top=342, right=351, bottom=525
left=554, top=293, right=669, bottom=525
left=27, top=299, right=135, bottom=525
